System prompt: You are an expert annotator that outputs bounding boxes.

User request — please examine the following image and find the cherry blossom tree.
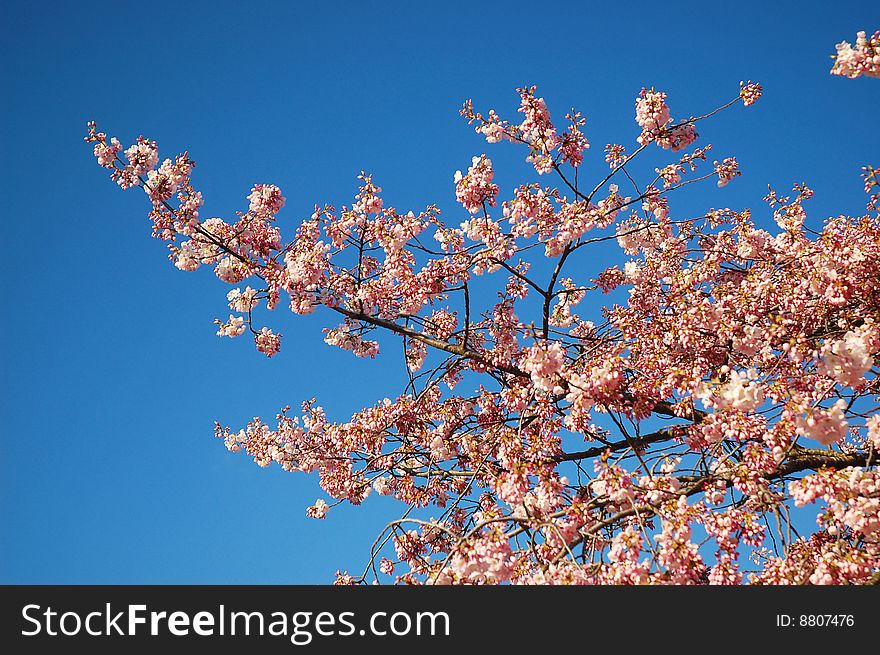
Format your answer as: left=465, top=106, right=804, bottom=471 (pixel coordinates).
left=86, top=32, right=880, bottom=585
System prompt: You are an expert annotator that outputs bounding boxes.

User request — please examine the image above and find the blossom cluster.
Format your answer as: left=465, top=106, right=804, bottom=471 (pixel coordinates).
left=323, top=321, right=380, bottom=358
left=694, top=368, right=764, bottom=412
left=634, top=88, right=698, bottom=151
left=817, top=324, right=878, bottom=388
left=831, top=30, right=880, bottom=79
left=739, top=80, right=763, bottom=106
left=454, top=155, right=499, bottom=214
left=791, top=467, right=880, bottom=538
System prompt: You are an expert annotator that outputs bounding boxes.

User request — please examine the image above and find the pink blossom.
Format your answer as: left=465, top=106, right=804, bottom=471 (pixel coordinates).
left=520, top=342, right=566, bottom=392
left=124, top=137, right=159, bottom=177
left=324, top=321, right=379, bottom=358
left=831, top=30, right=880, bottom=79
left=173, top=248, right=200, bottom=272
left=517, top=87, right=558, bottom=150
left=405, top=340, right=427, bottom=372
left=372, top=477, right=393, bottom=496
left=306, top=499, right=329, bottom=519
left=566, top=360, right=622, bottom=407
left=791, top=467, right=880, bottom=537
left=656, top=164, right=683, bottom=187
left=739, top=80, right=763, bottom=106
left=255, top=327, right=281, bottom=357
left=285, top=239, right=330, bottom=289
left=558, top=110, right=590, bottom=167
left=477, top=109, right=505, bottom=143
left=694, top=368, right=764, bottom=412
left=247, top=184, right=286, bottom=217
left=818, top=325, right=877, bottom=388
left=635, top=88, right=671, bottom=145
left=634, top=89, right=697, bottom=150
left=145, top=168, right=177, bottom=204
left=227, top=287, right=258, bottom=312
left=526, top=152, right=554, bottom=175
left=215, top=314, right=246, bottom=338
left=867, top=415, right=880, bottom=451
left=616, top=218, right=671, bottom=254
left=214, top=256, right=248, bottom=284
left=604, top=143, right=626, bottom=168
left=796, top=400, right=849, bottom=446
left=334, top=571, right=356, bottom=585
left=714, top=157, right=740, bottom=187
left=641, top=188, right=669, bottom=220
left=93, top=136, right=121, bottom=168
left=353, top=174, right=384, bottom=215
left=436, top=533, right=514, bottom=584
left=454, top=155, right=498, bottom=214
left=656, top=122, right=698, bottom=152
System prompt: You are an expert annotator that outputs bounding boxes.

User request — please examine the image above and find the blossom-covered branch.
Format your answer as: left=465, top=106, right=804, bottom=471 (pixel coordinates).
left=87, top=33, right=879, bottom=585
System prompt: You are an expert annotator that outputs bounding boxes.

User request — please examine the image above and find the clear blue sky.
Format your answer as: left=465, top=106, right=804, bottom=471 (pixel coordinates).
left=1, top=0, right=877, bottom=583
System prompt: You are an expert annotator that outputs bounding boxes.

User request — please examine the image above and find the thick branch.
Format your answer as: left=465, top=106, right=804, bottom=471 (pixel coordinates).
left=651, top=399, right=708, bottom=422
left=770, top=446, right=872, bottom=479
left=551, top=426, right=681, bottom=462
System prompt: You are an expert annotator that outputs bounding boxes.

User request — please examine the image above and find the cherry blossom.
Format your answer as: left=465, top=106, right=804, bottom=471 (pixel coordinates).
left=738, top=81, right=762, bottom=106
left=714, top=157, right=740, bottom=187
left=694, top=368, right=764, bottom=412
left=796, top=400, right=849, bottom=447
left=306, top=499, right=330, bottom=519
left=520, top=342, right=566, bottom=392
left=254, top=327, right=281, bottom=357
left=831, top=30, right=880, bottom=79
left=215, top=314, right=246, bottom=338
left=247, top=183, right=286, bottom=218
left=454, top=155, right=499, bottom=214
left=86, top=35, right=879, bottom=586
left=817, top=324, right=877, bottom=388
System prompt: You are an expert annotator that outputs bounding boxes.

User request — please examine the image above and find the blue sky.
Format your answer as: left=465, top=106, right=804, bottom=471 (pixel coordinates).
left=1, top=1, right=877, bottom=583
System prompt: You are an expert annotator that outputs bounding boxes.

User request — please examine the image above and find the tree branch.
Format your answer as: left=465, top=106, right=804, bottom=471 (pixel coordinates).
left=551, top=426, right=681, bottom=462
left=331, top=305, right=528, bottom=379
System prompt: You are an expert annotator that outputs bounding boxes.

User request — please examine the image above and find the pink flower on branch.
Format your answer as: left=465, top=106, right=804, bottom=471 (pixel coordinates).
left=714, top=157, right=740, bottom=187
left=247, top=183, right=286, bottom=218
left=635, top=88, right=698, bottom=152
left=739, top=80, right=762, bottom=106
left=306, top=499, right=330, bottom=519
left=254, top=327, right=281, bottom=357
left=831, top=30, right=880, bottom=79
left=87, top=41, right=880, bottom=585
left=454, top=155, right=498, bottom=214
